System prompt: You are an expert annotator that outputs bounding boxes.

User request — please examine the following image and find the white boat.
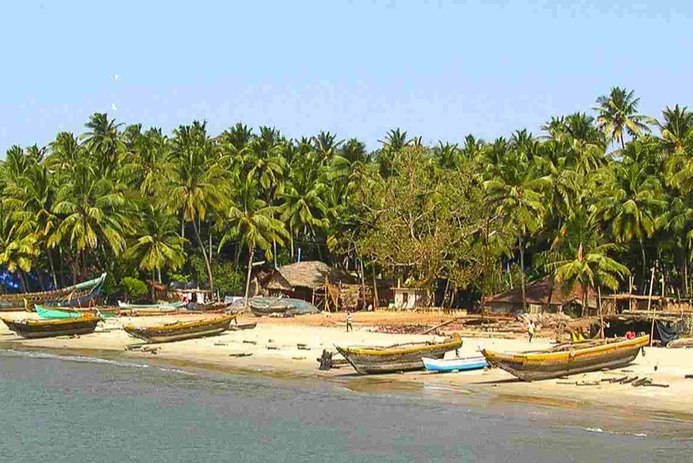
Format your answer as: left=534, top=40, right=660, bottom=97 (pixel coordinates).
left=422, top=356, right=488, bottom=373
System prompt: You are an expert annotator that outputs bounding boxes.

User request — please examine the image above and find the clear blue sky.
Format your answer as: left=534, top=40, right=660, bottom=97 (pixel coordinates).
left=1, top=0, right=691, bottom=154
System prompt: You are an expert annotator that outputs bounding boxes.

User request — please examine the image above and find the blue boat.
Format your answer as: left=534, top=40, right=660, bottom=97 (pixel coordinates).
left=422, top=356, right=488, bottom=373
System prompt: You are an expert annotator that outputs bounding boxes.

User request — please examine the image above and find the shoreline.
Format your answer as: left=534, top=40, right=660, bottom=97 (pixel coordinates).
left=2, top=311, right=693, bottom=427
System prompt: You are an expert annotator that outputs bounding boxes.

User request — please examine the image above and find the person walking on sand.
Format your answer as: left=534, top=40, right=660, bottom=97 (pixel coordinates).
left=346, top=310, right=353, bottom=332
left=527, top=320, right=535, bottom=343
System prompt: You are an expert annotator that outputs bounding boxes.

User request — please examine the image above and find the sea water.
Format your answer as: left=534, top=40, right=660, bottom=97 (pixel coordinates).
left=0, top=350, right=690, bottom=462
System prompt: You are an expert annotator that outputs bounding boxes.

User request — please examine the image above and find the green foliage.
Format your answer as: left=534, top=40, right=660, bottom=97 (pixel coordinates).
left=3, top=88, right=693, bottom=306
left=120, top=276, right=148, bottom=302
left=211, top=261, right=245, bottom=296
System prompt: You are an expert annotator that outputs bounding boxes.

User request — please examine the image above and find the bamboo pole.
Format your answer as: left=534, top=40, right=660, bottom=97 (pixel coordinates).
left=647, top=267, right=656, bottom=347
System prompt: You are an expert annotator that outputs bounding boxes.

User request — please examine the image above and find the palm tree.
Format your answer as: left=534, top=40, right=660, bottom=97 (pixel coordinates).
left=484, top=139, right=551, bottom=312
left=594, top=87, right=653, bottom=149
left=124, top=206, right=186, bottom=282
left=3, top=163, right=60, bottom=286
left=591, top=141, right=666, bottom=287
left=0, top=211, right=40, bottom=291
left=49, top=161, right=133, bottom=281
left=167, top=121, right=230, bottom=290
left=82, top=113, right=125, bottom=176
left=219, top=177, right=288, bottom=309
left=554, top=242, right=629, bottom=336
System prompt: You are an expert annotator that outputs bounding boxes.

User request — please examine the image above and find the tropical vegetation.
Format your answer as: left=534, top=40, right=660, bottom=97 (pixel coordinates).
left=0, top=87, right=690, bottom=307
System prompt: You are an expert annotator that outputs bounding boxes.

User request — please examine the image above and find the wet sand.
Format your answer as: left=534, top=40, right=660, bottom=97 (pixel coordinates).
left=1, top=310, right=691, bottom=421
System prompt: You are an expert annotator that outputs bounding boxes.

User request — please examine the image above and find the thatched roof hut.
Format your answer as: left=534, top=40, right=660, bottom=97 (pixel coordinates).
left=264, top=261, right=357, bottom=303
left=485, top=276, right=597, bottom=315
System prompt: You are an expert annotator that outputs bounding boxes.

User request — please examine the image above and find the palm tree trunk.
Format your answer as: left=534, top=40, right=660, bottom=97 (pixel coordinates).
left=46, top=246, right=58, bottom=288
left=192, top=219, right=214, bottom=291
left=598, top=286, right=604, bottom=339
left=640, top=241, right=647, bottom=294
left=582, top=284, right=587, bottom=318
left=18, top=271, right=28, bottom=292
left=372, top=261, right=379, bottom=309
left=243, top=245, right=254, bottom=312
left=157, top=267, right=162, bottom=283
left=290, top=234, right=295, bottom=260
left=518, top=235, right=527, bottom=313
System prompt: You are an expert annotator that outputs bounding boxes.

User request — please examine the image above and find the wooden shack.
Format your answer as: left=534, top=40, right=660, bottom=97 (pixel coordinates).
left=485, top=276, right=597, bottom=315
left=263, top=261, right=358, bottom=305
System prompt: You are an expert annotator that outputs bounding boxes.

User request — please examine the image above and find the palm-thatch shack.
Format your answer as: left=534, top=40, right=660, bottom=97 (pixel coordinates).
left=484, top=276, right=598, bottom=316
left=264, top=261, right=358, bottom=306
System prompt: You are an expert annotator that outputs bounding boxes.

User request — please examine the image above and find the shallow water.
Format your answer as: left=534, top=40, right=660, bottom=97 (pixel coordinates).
left=0, top=349, right=690, bottom=462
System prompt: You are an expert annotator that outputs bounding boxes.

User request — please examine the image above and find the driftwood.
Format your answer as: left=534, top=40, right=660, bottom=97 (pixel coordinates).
left=229, top=352, right=252, bottom=357
left=422, top=318, right=460, bottom=335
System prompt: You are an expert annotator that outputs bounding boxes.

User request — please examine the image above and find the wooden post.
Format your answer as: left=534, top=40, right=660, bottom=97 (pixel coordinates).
left=647, top=266, right=656, bottom=347
left=371, top=262, right=379, bottom=310
left=598, top=286, right=604, bottom=339
left=628, top=276, right=633, bottom=312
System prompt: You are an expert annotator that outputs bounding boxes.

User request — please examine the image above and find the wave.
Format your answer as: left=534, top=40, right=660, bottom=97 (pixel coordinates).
left=581, top=426, right=647, bottom=438
left=0, top=348, right=195, bottom=375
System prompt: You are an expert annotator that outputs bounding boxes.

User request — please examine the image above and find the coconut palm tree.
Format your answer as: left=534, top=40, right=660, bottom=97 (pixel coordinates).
left=594, top=87, right=653, bottom=149
left=554, top=242, right=629, bottom=336
left=167, top=121, right=230, bottom=290
left=49, top=161, right=134, bottom=281
left=591, top=141, right=666, bottom=287
left=0, top=211, right=40, bottom=291
left=124, top=206, right=186, bottom=282
left=218, top=177, right=288, bottom=309
left=484, top=141, right=551, bottom=312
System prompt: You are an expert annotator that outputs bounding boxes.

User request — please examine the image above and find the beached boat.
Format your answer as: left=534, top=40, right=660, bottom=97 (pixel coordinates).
left=422, top=356, right=488, bottom=373
left=481, top=335, right=649, bottom=382
left=0, top=314, right=101, bottom=339
left=0, top=273, right=107, bottom=310
left=248, top=297, right=319, bottom=317
left=117, top=301, right=186, bottom=310
left=123, top=315, right=236, bottom=343
left=335, top=336, right=463, bottom=375
left=35, top=304, right=117, bottom=320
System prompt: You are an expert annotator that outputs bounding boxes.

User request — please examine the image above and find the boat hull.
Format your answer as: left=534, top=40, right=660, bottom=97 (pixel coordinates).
left=0, top=273, right=107, bottom=310
left=118, top=301, right=186, bottom=310
left=123, top=315, right=235, bottom=343
left=1, top=315, right=100, bottom=339
left=36, top=305, right=84, bottom=319
left=335, top=337, right=463, bottom=375
left=481, top=336, right=649, bottom=381
left=422, top=356, right=488, bottom=372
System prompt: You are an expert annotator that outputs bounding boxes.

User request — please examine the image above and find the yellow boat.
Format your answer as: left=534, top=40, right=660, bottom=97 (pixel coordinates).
left=481, top=335, right=649, bottom=381
left=123, top=315, right=235, bottom=343
left=335, top=336, right=463, bottom=375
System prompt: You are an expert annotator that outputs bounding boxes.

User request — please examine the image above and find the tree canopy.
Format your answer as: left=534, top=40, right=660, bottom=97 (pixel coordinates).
left=0, top=87, right=690, bottom=306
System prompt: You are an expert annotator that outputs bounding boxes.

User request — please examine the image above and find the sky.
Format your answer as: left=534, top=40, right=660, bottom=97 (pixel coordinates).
left=0, top=0, right=691, bottom=154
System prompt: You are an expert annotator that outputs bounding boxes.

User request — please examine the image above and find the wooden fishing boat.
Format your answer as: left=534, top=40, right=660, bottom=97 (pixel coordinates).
left=123, top=315, right=236, bottom=343
left=117, top=301, right=186, bottom=310
left=481, top=335, right=649, bottom=381
left=35, top=304, right=117, bottom=320
left=248, top=297, right=319, bottom=317
left=335, top=336, right=463, bottom=375
left=422, top=356, right=488, bottom=373
left=0, top=314, right=100, bottom=339
left=0, top=273, right=107, bottom=310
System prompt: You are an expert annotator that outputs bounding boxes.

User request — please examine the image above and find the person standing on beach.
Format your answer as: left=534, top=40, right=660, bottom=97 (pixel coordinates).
left=527, top=320, right=535, bottom=343
left=346, top=310, right=353, bottom=332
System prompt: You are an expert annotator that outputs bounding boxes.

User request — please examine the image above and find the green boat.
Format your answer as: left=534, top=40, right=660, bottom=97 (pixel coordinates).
left=35, top=304, right=117, bottom=319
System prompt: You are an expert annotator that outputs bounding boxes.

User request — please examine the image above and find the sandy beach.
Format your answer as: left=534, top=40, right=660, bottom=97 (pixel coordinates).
left=1, top=310, right=691, bottom=421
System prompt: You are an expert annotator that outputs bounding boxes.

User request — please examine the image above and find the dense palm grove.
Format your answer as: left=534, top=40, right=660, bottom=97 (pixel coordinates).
left=1, top=87, right=692, bottom=307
